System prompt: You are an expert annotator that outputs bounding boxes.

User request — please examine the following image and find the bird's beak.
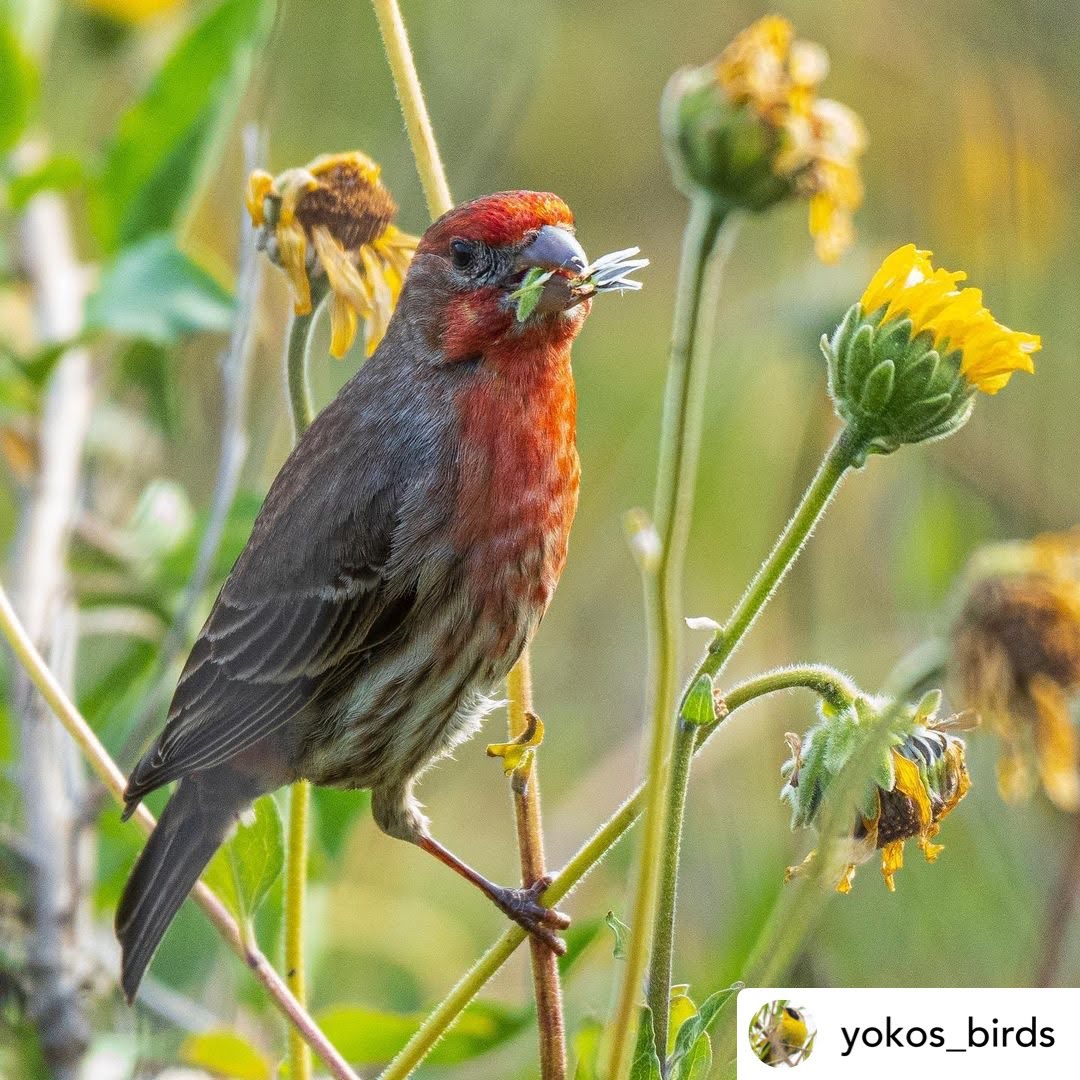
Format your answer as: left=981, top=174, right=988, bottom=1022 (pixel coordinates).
left=517, top=224, right=588, bottom=275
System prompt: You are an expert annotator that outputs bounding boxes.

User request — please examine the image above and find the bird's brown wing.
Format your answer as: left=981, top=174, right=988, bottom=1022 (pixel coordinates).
left=123, top=357, right=454, bottom=813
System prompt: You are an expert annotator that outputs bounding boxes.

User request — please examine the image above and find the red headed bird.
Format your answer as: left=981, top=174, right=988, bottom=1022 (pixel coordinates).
left=116, top=192, right=593, bottom=1001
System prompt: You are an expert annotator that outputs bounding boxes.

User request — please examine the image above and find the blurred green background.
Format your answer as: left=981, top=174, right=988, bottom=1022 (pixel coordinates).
left=1, top=0, right=1078, bottom=1076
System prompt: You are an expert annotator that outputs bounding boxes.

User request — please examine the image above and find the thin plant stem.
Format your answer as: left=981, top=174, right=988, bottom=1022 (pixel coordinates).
left=608, top=196, right=732, bottom=1078
left=378, top=664, right=858, bottom=1080
left=371, top=5, right=567, bottom=1071
left=1035, top=809, right=1080, bottom=986
left=286, top=782, right=312, bottom=1080
left=285, top=278, right=329, bottom=441
left=370, top=0, right=453, bottom=219
left=506, top=656, right=566, bottom=1080
left=697, top=425, right=863, bottom=685
left=281, top=274, right=328, bottom=1080
left=641, top=429, right=863, bottom=1072
left=0, top=586, right=359, bottom=1080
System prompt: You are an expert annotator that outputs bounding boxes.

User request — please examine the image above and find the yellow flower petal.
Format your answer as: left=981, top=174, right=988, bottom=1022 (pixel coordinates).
left=860, top=245, right=1040, bottom=393
left=245, top=170, right=274, bottom=227
left=327, top=292, right=359, bottom=360
left=880, top=840, right=905, bottom=892
left=277, top=219, right=312, bottom=316
left=1030, top=673, right=1080, bottom=811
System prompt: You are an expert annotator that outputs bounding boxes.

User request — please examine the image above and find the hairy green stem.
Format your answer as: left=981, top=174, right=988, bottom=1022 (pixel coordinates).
left=643, top=431, right=862, bottom=1072
left=285, top=279, right=329, bottom=440
left=698, top=426, right=864, bottom=684
left=608, top=196, right=732, bottom=1078
left=378, top=664, right=856, bottom=1079
left=370, top=0, right=453, bottom=219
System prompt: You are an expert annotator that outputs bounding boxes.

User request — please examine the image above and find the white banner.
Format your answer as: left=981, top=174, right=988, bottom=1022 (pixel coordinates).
left=736, top=987, right=1078, bottom=1077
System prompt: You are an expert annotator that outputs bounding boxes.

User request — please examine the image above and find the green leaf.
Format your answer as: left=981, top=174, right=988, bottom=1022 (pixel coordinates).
left=92, top=0, right=271, bottom=251
left=86, top=233, right=234, bottom=345
left=0, top=18, right=37, bottom=154
left=511, top=267, right=554, bottom=322
left=680, top=673, right=716, bottom=726
left=668, top=984, right=740, bottom=1078
left=182, top=1029, right=274, bottom=1080
left=203, top=795, right=283, bottom=925
left=7, top=154, right=84, bottom=210
left=629, top=1007, right=663, bottom=1080
left=605, top=910, right=631, bottom=959
left=316, top=1000, right=530, bottom=1067
left=311, top=786, right=371, bottom=861
left=572, top=1019, right=603, bottom=1080
left=676, top=1035, right=712, bottom=1080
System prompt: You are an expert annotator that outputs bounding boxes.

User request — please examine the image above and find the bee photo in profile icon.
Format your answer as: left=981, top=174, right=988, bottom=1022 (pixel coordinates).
left=750, top=1001, right=815, bottom=1067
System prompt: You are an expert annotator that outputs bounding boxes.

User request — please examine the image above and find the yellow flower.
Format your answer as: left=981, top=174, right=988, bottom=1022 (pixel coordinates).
left=859, top=244, right=1040, bottom=394
left=246, top=152, right=417, bottom=359
left=715, top=15, right=867, bottom=263
left=951, top=531, right=1080, bottom=811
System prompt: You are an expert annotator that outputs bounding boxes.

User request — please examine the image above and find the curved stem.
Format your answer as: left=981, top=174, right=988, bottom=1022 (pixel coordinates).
left=282, top=275, right=328, bottom=1080
left=378, top=664, right=856, bottom=1080
left=0, top=586, right=359, bottom=1080
left=370, top=0, right=453, bottom=219
left=608, top=197, right=731, bottom=1078
left=506, top=656, right=566, bottom=1079
left=285, top=279, right=328, bottom=441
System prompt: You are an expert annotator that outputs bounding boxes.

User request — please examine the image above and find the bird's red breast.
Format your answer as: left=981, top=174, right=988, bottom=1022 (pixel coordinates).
left=451, top=313, right=584, bottom=635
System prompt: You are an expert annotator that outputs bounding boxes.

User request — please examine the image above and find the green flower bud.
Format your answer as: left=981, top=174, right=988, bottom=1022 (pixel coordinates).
left=662, top=65, right=794, bottom=215
left=822, top=302, right=976, bottom=462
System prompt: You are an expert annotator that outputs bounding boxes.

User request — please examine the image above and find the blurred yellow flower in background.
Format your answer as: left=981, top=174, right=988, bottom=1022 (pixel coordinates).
left=951, top=530, right=1080, bottom=811
left=247, top=151, right=417, bottom=358
left=859, top=245, right=1040, bottom=394
left=716, top=15, right=867, bottom=263
left=76, top=0, right=185, bottom=23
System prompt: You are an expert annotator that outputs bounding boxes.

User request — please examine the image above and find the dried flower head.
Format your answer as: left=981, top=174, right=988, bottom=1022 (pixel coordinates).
left=951, top=530, right=1080, bottom=811
left=783, top=691, right=974, bottom=893
left=663, top=15, right=866, bottom=262
left=822, top=245, right=1040, bottom=459
left=246, top=151, right=417, bottom=358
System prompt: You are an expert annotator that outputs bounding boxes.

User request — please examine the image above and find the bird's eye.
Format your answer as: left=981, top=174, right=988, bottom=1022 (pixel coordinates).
left=449, top=238, right=475, bottom=271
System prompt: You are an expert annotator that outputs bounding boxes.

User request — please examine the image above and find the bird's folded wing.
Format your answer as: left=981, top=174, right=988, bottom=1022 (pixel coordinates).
left=123, top=572, right=413, bottom=811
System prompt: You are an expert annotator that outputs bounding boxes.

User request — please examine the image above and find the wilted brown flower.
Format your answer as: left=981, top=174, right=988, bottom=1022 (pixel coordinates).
left=246, top=151, right=417, bottom=358
left=783, top=693, right=974, bottom=893
left=951, top=530, right=1080, bottom=811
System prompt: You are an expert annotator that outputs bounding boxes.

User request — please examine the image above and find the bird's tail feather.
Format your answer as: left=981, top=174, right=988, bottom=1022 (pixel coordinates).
left=115, top=769, right=255, bottom=1002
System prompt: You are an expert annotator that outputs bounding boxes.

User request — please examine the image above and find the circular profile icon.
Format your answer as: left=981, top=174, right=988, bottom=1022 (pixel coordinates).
left=749, top=1000, right=815, bottom=1067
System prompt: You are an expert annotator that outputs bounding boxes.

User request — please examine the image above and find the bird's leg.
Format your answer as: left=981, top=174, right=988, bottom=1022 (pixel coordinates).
left=418, top=834, right=570, bottom=954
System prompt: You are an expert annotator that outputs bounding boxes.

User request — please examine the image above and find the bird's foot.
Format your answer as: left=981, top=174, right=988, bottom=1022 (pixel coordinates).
left=490, top=874, right=570, bottom=954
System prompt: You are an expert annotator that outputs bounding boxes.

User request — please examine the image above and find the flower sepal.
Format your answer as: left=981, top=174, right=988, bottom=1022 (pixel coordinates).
left=823, top=302, right=976, bottom=461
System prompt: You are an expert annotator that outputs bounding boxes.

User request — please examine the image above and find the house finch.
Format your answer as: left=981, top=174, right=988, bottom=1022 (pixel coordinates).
left=116, top=192, right=594, bottom=1001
